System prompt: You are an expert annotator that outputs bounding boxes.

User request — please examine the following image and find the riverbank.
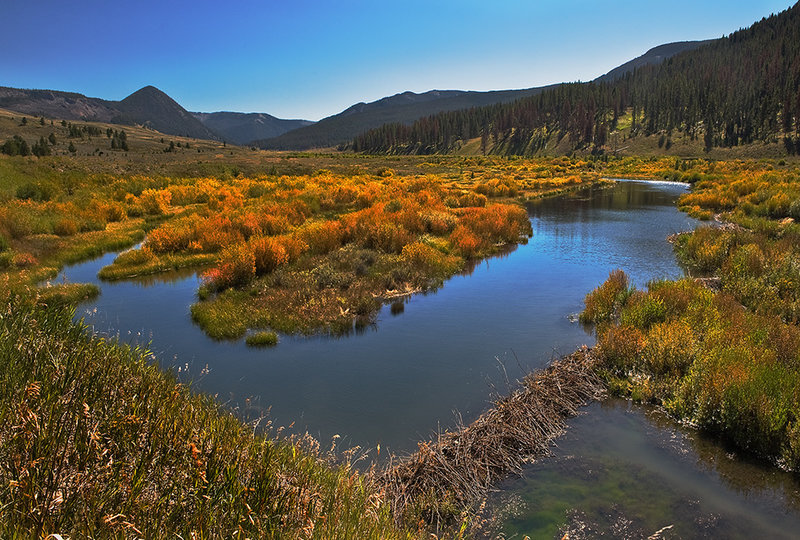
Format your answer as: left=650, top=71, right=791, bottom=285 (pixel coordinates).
left=0, top=298, right=412, bottom=538
left=382, top=347, right=604, bottom=534
left=581, top=159, right=800, bottom=469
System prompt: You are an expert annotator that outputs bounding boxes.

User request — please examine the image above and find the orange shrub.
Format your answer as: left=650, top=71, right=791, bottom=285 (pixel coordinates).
left=457, top=192, right=487, bottom=208
left=300, top=221, right=345, bottom=254
left=139, top=189, right=172, bottom=215
left=53, top=218, right=78, bottom=236
left=458, top=204, right=529, bottom=243
left=100, top=201, right=126, bottom=222
left=394, top=203, right=426, bottom=235
left=146, top=220, right=196, bottom=253
left=195, top=215, right=244, bottom=252
left=276, top=234, right=308, bottom=262
left=168, top=184, right=206, bottom=206
left=449, top=225, right=482, bottom=258
left=643, top=320, right=697, bottom=376
left=598, top=324, right=645, bottom=372
left=204, top=243, right=255, bottom=290
left=207, top=186, right=244, bottom=212
left=421, top=211, right=457, bottom=235
left=249, top=236, right=288, bottom=275
left=367, top=222, right=412, bottom=253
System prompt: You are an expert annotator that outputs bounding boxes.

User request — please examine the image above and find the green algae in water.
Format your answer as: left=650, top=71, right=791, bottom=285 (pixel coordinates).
left=486, top=400, right=800, bottom=539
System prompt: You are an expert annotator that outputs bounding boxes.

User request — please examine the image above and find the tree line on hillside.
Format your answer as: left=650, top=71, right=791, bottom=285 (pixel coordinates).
left=351, top=4, right=800, bottom=155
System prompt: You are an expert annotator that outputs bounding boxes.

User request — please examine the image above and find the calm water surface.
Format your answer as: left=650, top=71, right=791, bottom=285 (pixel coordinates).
left=57, top=180, right=800, bottom=537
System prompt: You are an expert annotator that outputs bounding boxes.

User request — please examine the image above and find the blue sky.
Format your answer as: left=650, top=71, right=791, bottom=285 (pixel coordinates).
left=1, top=1, right=794, bottom=120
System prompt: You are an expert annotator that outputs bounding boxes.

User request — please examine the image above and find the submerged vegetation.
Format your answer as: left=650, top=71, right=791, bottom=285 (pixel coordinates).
left=582, top=159, right=800, bottom=468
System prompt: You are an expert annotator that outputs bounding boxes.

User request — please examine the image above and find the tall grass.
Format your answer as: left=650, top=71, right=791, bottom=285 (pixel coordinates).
left=0, top=299, right=411, bottom=538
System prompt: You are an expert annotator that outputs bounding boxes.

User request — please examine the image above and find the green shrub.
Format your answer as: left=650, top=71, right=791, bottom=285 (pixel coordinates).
left=245, top=331, right=279, bottom=347
left=580, top=269, right=631, bottom=324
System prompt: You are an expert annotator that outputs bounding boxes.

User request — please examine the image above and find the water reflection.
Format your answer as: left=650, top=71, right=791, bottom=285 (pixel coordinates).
left=487, top=401, right=800, bottom=539
left=59, top=180, right=696, bottom=454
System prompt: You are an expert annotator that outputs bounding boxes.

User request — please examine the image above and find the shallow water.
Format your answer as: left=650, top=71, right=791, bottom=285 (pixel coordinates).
left=487, top=400, right=800, bottom=539
left=56, top=179, right=800, bottom=536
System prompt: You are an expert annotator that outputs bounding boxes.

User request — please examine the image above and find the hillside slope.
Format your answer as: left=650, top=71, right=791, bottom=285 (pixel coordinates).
left=596, top=40, right=713, bottom=82
left=255, top=39, right=711, bottom=151
left=351, top=3, right=800, bottom=156
left=0, top=87, right=119, bottom=122
left=192, top=111, right=313, bottom=145
left=0, top=86, right=218, bottom=140
left=114, top=86, right=220, bottom=140
left=253, top=87, right=555, bottom=150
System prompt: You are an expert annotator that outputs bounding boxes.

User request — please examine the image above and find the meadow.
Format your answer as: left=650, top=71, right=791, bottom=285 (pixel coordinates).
left=3, top=108, right=800, bottom=536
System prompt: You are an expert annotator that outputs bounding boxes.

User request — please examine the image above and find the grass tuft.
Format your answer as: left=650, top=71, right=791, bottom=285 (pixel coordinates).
left=246, top=331, right=279, bottom=347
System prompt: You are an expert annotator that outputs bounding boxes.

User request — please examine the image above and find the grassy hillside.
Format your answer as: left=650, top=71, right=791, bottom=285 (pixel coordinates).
left=351, top=4, right=800, bottom=158
left=259, top=39, right=716, bottom=152
left=0, top=85, right=220, bottom=141
left=0, top=298, right=411, bottom=538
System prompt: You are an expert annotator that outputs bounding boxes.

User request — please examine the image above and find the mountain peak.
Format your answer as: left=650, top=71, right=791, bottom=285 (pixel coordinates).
left=121, top=85, right=175, bottom=106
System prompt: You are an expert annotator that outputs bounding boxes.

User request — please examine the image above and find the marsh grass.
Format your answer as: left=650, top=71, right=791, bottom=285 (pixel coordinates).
left=36, top=282, right=99, bottom=307
left=98, top=251, right=215, bottom=281
left=246, top=331, right=279, bottom=347
left=585, top=273, right=800, bottom=468
left=0, top=300, right=411, bottom=539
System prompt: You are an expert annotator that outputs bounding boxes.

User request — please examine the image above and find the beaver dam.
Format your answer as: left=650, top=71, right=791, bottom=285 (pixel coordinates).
left=382, top=348, right=604, bottom=530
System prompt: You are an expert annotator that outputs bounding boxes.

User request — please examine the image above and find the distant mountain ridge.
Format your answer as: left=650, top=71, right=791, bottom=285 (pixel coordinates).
left=252, top=87, right=556, bottom=150
left=192, top=111, right=313, bottom=145
left=0, top=85, right=313, bottom=144
left=596, top=40, right=714, bottom=82
left=0, top=85, right=219, bottom=140
left=253, top=40, right=708, bottom=151
left=350, top=3, right=800, bottom=156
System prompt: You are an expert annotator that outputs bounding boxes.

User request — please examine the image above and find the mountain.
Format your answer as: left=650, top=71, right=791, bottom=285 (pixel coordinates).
left=253, top=87, right=555, bottom=150
left=596, top=40, right=714, bottom=82
left=0, top=85, right=219, bottom=141
left=351, top=3, right=800, bottom=156
left=254, top=39, right=712, bottom=151
left=113, top=86, right=219, bottom=140
left=192, top=111, right=313, bottom=145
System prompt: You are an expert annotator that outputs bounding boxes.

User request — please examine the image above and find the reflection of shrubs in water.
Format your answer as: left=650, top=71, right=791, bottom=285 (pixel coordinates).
left=94, top=170, right=537, bottom=344
left=390, top=301, right=405, bottom=315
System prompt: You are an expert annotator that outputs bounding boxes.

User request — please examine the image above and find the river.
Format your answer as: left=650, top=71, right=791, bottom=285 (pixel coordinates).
left=57, top=179, right=800, bottom=538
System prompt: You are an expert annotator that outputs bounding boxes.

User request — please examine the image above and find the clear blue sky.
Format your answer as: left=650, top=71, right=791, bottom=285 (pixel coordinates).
left=1, top=0, right=794, bottom=120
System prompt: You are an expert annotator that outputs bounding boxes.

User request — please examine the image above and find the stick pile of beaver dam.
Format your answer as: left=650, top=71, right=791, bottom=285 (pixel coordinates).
left=380, top=347, right=605, bottom=530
